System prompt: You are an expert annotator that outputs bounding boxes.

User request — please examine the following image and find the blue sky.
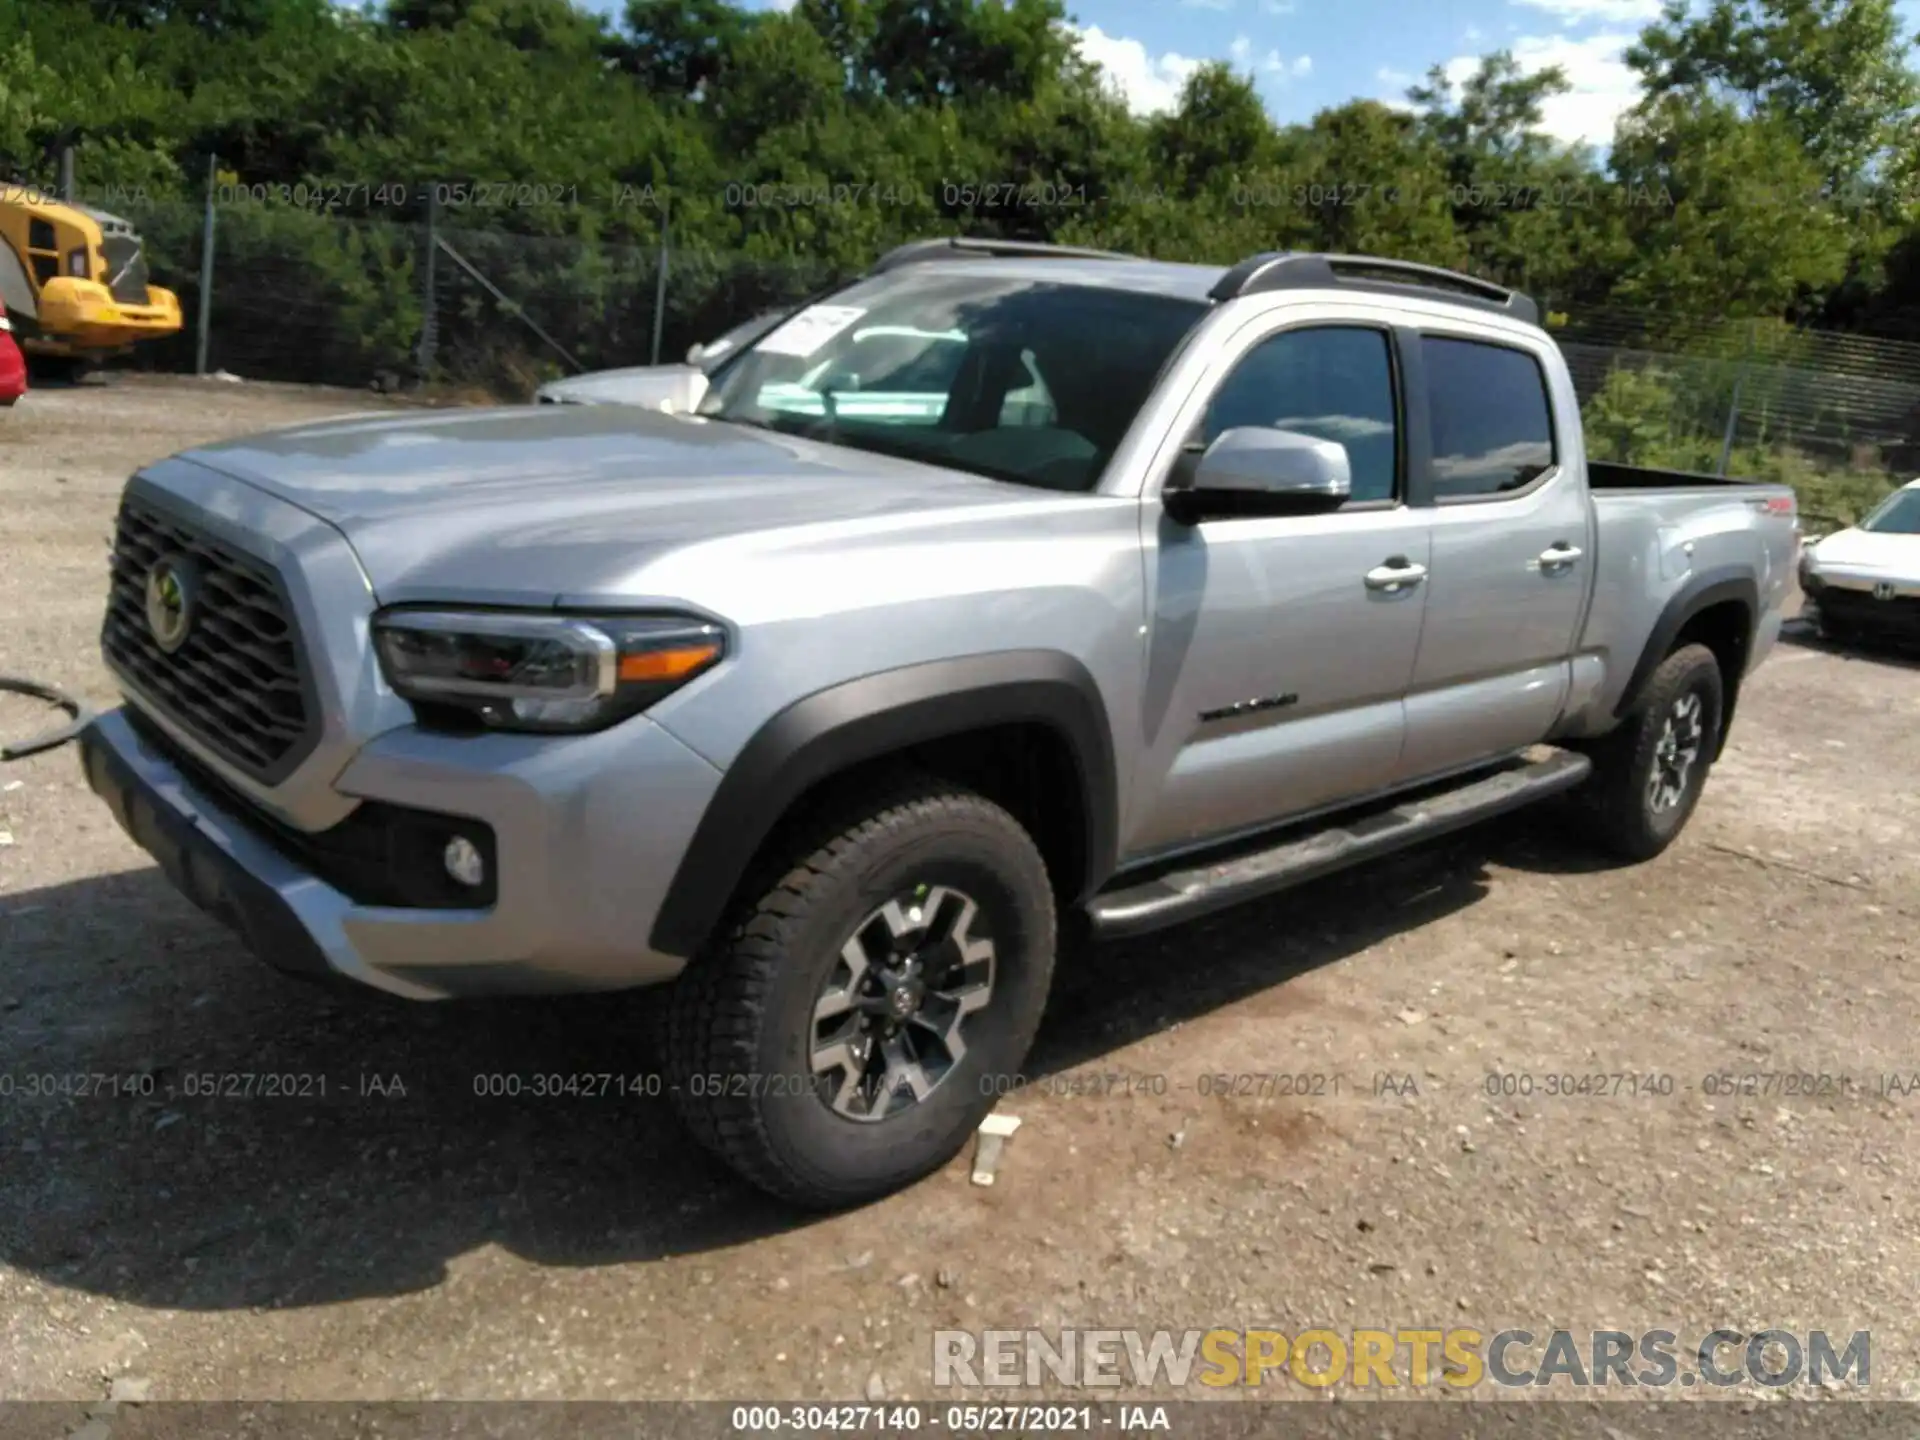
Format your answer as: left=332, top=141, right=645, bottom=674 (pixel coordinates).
left=732, top=0, right=1920, bottom=148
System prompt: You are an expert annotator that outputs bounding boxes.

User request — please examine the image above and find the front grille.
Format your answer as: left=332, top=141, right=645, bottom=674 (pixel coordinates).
left=100, top=234, right=151, bottom=305
left=103, top=494, right=317, bottom=780
left=1817, top=585, right=1920, bottom=639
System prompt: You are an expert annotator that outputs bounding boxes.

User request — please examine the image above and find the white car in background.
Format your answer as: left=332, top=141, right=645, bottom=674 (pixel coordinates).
left=1798, top=478, right=1920, bottom=647
left=533, top=310, right=786, bottom=410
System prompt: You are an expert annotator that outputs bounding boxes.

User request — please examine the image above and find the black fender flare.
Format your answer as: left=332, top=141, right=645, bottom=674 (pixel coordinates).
left=648, top=651, right=1119, bottom=959
left=1614, top=566, right=1758, bottom=756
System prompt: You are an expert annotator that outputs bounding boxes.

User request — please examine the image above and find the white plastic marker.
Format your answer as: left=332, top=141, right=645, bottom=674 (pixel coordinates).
left=971, top=1112, right=1023, bottom=1186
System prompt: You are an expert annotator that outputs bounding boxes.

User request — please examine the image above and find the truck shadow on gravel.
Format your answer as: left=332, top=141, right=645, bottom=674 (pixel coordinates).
left=0, top=806, right=1611, bottom=1312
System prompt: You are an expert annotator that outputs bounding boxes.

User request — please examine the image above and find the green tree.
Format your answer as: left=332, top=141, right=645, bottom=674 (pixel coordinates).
left=1408, top=51, right=1621, bottom=299
left=618, top=0, right=757, bottom=97
left=1608, top=92, right=1852, bottom=317
left=1627, top=0, right=1919, bottom=202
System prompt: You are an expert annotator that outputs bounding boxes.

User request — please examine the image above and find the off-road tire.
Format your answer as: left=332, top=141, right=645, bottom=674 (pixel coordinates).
left=665, top=776, right=1056, bottom=1209
left=1579, top=643, right=1724, bottom=862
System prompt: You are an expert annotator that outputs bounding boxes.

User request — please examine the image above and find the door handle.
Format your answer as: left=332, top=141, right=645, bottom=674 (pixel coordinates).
left=1538, top=542, right=1583, bottom=571
left=1364, top=559, right=1428, bottom=592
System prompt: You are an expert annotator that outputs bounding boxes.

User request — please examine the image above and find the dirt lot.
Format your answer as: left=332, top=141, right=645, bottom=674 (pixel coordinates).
left=1, top=374, right=1918, bottom=1407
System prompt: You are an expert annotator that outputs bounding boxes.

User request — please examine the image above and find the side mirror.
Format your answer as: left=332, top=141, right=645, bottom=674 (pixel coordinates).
left=685, top=343, right=706, bottom=367
left=1165, top=426, right=1351, bottom=524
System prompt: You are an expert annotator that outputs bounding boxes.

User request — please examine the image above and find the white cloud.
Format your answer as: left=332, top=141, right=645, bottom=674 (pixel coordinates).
left=1261, top=0, right=1298, bottom=11
left=1429, top=30, right=1642, bottom=144
left=1375, top=65, right=1418, bottom=109
left=1509, top=0, right=1661, bottom=24
left=1070, top=25, right=1206, bottom=115
left=1230, top=35, right=1311, bottom=82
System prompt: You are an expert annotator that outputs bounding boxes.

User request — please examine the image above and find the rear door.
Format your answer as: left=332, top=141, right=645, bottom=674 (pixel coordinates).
left=1396, top=328, right=1592, bottom=782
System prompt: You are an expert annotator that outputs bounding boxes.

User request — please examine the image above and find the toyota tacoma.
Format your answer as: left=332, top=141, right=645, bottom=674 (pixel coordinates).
left=81, top=241, right=1798, bottom=1207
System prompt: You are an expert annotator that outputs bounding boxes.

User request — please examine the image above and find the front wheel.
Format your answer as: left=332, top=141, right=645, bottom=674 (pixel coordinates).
left=1578, top=643, right=1724, bottom=862
left=665, top=777, right=1056, bottom=1208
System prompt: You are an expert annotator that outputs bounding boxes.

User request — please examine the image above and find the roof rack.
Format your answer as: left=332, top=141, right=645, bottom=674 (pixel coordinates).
left=1210, top=252, right=1541, bottom=326
left=869, top=237, right=1143, bottom=273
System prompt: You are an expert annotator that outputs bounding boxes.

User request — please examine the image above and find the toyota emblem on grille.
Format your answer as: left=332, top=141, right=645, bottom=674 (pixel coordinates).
left=144, top=556, right=198, bottom=653
left=1873, top=582, right=1898, bottom=602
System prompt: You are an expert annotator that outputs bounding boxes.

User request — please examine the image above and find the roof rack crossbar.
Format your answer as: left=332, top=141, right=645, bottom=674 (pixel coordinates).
left=869, top=237, right=1143, bottom=273
left=1210, top=251, right=1541, bottom=326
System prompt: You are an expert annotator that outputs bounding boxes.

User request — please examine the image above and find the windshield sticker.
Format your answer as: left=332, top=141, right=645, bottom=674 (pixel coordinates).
left=756, top=305, right=867, bottom=358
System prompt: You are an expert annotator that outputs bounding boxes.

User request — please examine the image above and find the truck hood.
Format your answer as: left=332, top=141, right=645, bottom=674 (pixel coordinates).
left=178, top=403, right=1039, bottom=605
left=1810, top=527, right=1920, bottom=576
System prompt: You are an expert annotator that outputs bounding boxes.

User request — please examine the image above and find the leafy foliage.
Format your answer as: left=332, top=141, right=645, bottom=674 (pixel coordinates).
left=0, top=0, right=1916, bottom=503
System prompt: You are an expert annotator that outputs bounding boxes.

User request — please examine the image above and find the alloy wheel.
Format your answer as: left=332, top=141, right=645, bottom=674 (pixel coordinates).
left=809, top=884, right=996, bottom=1122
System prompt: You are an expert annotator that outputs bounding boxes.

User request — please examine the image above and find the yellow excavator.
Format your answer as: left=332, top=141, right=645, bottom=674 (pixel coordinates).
left=0, top=180, right=182, bottom=377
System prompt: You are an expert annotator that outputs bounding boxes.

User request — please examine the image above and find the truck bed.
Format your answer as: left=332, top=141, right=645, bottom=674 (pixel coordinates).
left=1566, top=468, right=1799, bottom=735
left=1587, top=460, right=1770, bottom=491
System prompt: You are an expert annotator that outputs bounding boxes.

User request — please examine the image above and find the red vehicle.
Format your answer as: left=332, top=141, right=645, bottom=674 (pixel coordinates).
left=0, top=315, right=26, bottom=406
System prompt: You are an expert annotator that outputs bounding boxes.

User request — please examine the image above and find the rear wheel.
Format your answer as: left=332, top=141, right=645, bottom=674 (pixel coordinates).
left=666, top=776, right=1056, bottom=1208
left=1579, top=643, right=1724, bottom=862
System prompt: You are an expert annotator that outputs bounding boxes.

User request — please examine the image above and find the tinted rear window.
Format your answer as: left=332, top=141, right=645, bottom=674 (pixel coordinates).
left=1422, top=337, right=1556, bottom=498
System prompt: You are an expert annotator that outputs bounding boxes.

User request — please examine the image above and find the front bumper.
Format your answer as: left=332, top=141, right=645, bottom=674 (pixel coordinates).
left=80, top=704, right=724, bottom=1000
left=35, top=281, right=182, bottom=353
left=1807, top=575, right=1920, bottom=642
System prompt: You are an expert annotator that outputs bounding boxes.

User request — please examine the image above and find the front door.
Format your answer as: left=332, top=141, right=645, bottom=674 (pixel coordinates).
left=1127, top=321, right=1431, bottom=860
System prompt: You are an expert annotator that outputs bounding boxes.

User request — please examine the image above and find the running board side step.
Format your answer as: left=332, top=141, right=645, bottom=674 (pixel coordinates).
left=1088, top=749, right=1592, bottom=940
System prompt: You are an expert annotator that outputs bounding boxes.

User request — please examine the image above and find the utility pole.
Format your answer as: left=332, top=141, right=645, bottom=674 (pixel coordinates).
left=1716, top=318, right=1757, bottom=478
left=195, top=155, right=217, bottom=377
left=418, top=181, right=439, bottom=379
left=650, top=193, right=671, bottom=366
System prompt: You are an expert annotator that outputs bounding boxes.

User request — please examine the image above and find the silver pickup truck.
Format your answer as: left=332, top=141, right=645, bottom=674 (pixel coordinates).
left=80, top=241, right=1798, bottom=1207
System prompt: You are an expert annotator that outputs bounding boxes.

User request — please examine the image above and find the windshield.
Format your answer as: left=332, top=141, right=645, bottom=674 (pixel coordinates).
left=698, top=269, right=1206, bottom=492
left=1860, top=487, right=1920, bottom=535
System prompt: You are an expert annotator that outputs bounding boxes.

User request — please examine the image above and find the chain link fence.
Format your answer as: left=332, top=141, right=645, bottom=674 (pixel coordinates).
left=120, top=197, right=857, bottom=393
left=115, top=197, right=1919, bottom=522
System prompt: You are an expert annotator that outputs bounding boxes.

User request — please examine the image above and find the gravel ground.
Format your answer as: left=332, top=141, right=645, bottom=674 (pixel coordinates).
left=1, top=374, right=1918, bottom=1408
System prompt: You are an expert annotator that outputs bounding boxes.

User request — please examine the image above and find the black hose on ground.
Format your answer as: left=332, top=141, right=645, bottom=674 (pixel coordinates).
left=0, top=675, right=96, bottom=761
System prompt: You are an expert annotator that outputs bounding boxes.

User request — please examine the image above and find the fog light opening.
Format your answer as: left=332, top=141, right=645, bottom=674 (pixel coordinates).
left=443, top=835, right=487, bottom=888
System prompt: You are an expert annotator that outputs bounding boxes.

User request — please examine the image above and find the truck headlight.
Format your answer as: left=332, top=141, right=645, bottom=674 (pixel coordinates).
left=372, top=610, right=724, bottom=733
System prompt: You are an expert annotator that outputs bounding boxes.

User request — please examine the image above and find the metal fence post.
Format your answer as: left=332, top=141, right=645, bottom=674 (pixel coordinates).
left=418, top=181, right=439, bottom=379
left=1716, top=318, right=1756, bottom=477
left=650, top=195, right=671, bottom=366
left=194, top=155, right=216, bottom=377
